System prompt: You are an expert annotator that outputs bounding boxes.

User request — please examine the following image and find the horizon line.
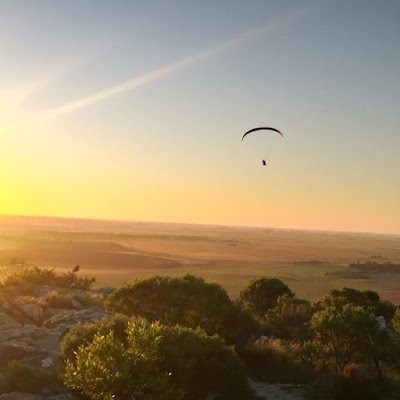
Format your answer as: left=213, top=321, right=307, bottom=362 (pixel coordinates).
left=1, top=212, right=399, bottom=237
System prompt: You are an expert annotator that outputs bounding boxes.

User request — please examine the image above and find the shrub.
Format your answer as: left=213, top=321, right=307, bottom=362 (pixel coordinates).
left=40, top=290, right=78, bottom=309
left=158, top=325, right=252, bottom=400
left=59, top=313, right=130, bottom=363
left=64, top=323, right=182, bottom=400
left=0, top=258, right=26, bottom=283
left=57, top=265, right=96, bottom=290
left=239, top=337, right=313, bottom=383
left=264, top=295, right=312, bottom=341
left=62, top=316, right=252, bottom=400
left=0, top=264, right=95, bottom=293
left=238, top=277, right=294, bottom=317
left=105, top=273, right=258, bottom=348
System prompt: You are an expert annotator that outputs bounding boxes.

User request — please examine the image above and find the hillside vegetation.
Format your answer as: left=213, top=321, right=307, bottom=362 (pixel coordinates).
left=0, top=264, right=399, bottom=399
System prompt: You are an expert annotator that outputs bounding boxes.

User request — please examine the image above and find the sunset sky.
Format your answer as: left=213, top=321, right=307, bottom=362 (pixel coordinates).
left=1, top=0, right=399, bottom=234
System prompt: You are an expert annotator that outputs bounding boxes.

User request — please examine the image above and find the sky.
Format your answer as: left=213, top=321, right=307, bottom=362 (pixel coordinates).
left=1, top=0, right=399, bottom=234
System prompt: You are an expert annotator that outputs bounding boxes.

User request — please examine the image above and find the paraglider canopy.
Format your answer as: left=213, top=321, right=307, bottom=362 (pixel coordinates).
left=241, top=127, right=283, bottom=141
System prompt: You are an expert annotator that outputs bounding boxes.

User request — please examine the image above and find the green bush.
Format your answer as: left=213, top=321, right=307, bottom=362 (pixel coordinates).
left=59, top=313, right=130, bottom=363
left=105, top=273, right=258, bottom=348
left=62, top=316, right=252, bottom=400
left=64, top=323, right=182, bottom=400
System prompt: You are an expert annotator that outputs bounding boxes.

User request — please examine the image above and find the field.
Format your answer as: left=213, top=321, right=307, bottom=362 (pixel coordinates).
left=1, top=215, right=400, bottom=304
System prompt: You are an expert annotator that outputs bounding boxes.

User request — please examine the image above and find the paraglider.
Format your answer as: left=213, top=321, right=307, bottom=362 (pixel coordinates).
left=241, top=127, right=283, bottom=166
left=241, top=126, right=283, bottom=141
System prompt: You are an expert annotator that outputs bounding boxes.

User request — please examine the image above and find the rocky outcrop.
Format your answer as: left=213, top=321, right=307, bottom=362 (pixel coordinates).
left=0, top=307, right=110, bottom=369
left=0, top=285, right=113, bottom=397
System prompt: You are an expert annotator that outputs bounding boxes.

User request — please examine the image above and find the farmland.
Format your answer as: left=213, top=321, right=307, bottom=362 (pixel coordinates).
left=1, top=215, right=399, bottom=303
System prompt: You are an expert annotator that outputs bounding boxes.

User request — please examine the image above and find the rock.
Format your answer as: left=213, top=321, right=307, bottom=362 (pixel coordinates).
left=0, top=313, right=20, bottom=329
left=254, top=335, right=268, bottom=346
left=0, top=306, right=111, bottom=370
left=0, top=342, right=37, bottom=364
left=0, top=284, right=114, bottom=397
left=43, top=307, right=111, bottom=330
left=0, top=394, right=81, bottom=400
left=248, top=380, right=313, bottom=400
left=69, top=290, right=86, bottom=301
left=91, top=286, right=114, bottom=296
left=3, top=299, right=44, bottom=325
left=18, top=303, right=44, bottom=325
left=43, top=309, right=76, bottom=320
left=36, top=286, right=52, bottom=296
left=0, top=394, right=44, bottom=400
left=376, top=315, right=386, bottom=331
left=41, top=357, right=54, bottom=368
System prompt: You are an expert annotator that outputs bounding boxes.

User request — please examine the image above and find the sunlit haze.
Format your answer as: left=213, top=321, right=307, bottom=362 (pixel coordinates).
left=1, top=1, right=399, bottom=234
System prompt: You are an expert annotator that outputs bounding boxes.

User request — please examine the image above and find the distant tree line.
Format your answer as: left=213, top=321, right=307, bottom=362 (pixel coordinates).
left=348, top=260, right=400, bottom=273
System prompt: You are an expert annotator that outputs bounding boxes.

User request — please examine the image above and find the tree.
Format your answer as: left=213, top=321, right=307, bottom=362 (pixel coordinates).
left=310, top=302, right=389, bottom=373
left=315, top=288, right=396, bottom=322
left=238, top=277, right=294, bottom=317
